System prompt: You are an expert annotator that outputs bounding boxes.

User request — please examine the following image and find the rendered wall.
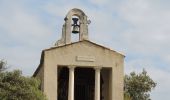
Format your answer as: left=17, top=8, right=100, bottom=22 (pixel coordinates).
left=41, top=41, right=124, bottom=100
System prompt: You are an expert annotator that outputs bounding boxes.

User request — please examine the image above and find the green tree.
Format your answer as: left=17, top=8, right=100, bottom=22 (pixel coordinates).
left=0, top=60, right=47, bottom=100
left=0, top=60, right=7, bottom=72
left=124, top=92, right=132, bottom=100
left=124, top=69, right=156, bottom=100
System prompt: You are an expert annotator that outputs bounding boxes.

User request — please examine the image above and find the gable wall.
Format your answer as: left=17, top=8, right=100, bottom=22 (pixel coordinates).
left=42, top=41, right=124, bottom=100
left=45, top=41, right=123, bottom=67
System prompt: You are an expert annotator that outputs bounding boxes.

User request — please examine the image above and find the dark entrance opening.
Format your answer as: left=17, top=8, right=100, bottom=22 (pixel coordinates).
left=75, top=68, right=95, bottom=100
left=58, top=67, right=69, bottom=100
left=58, top=67, right=103, bottom=100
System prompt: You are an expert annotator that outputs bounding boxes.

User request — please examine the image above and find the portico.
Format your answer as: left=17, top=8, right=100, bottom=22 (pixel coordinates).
left=58, top=66, right=113, bottom=100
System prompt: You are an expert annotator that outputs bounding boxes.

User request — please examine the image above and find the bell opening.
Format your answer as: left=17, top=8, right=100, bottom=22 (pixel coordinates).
left=72, top=16, right=80, bottom=34
left=71, top=16, right=80, bottom=42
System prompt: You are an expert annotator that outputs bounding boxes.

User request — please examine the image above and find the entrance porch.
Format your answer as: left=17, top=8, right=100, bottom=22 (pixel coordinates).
left=58, top=66, right=112, bottom=100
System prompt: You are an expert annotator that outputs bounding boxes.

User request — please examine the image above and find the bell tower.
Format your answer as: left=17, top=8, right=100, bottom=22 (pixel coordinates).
left=55, top=8, right=90, bottom=46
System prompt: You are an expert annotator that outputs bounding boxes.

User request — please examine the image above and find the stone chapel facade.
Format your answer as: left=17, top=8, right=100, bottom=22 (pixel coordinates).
left=33, top=8, right=124, bottom=100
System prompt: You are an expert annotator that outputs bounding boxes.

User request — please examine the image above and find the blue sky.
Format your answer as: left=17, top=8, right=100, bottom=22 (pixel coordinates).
left=0, top=0, right=170, bottom=99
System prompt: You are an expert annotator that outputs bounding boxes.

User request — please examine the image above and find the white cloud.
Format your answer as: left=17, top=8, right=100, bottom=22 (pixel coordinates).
left=0, top=6, right=52, bottom=46
left=0, top=1, right=54, bottom=75
left=88, top=0, right=109, bottom=6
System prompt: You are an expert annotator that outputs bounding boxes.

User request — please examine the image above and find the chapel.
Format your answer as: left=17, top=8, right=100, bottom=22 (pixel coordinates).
left=33, top=8, right=124, bottom=100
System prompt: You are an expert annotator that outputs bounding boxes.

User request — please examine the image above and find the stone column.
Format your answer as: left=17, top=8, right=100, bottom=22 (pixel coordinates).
left=68, top=66, right=75, bottom=100
left=94, top=67, right=101, bottom=100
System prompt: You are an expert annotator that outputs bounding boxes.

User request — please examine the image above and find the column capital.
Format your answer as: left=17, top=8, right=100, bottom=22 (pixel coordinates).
left=94, top=66, right=102, bottom=70
left=68, top=65, right=76, bottom=70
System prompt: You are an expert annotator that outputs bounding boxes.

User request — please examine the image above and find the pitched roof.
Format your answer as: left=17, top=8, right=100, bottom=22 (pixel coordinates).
left=45, top=40, right=124, bottom=55
left=33, top=40, right=125, bottom=77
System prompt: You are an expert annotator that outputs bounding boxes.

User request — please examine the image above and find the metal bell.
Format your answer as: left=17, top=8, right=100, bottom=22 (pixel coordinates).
left=72, top=18, right=80, bottom=34
left=72, top=25, right=79, bottom=33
